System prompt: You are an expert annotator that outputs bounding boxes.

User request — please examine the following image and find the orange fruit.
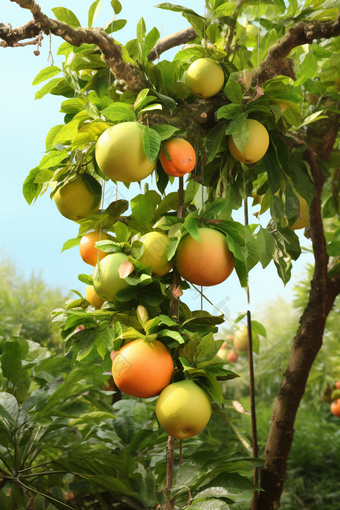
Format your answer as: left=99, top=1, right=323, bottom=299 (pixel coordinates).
left=112, top=338, right=174, bottom=398
left=160, top=138, right=196, bottom=177
left=175, top=228, right=235, bottom=286
left=331, top=399, right=340, bottom=418
left=79, top=231, right=108, bottom=266
left=227, top=350, right=239, bottom=363
left=335, top=381, right=340, bottom=390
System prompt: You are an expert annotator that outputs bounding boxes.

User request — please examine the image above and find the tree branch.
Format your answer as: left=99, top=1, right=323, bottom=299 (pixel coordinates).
left=253, top=12, right=340, bottom=85
left=1, top=0, right=147, bottom=91
left=148, top=27, right=197, bottom=61
left=224, top=0, right=247, bottom=58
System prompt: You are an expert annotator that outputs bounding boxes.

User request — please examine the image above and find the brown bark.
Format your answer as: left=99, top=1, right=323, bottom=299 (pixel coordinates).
left=253, top=12, right=340, bottom=85
left=257, top=114, right=340, bottom=509
left=148, top=27, right=197, bottom=61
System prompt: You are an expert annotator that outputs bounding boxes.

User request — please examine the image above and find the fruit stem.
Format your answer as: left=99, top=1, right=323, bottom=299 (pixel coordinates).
left=163, top=436, right=176, bottom=510
left=179, top=440, right=183, bottom=468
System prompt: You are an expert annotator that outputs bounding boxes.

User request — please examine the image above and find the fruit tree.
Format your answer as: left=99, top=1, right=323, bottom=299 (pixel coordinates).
left=1, top=1, right=340, bottom=509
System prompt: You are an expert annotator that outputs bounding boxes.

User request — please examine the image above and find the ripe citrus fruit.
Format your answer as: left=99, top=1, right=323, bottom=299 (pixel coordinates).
left=155, top=379, right=211, bottom=439
left=95, top=122, right=156, bottom=183
left=186, top=57, right=224, bottom=99
left=85, top=285, right=104, bottom=309
left=93, top=252, right=129, bottom=302
left=175, top=228, right=235, bottom=286
left=54, top=176, right=101, bottom=221
left=139, top=232, right=173, bottom=277
left=290, top=192, right=310, bottom=230
left=79, top=231, right=108, bottom=266
left=228, top=119, right=269, bottom=164
left=331, top=399, right=340, bottom=418
left=160, top=138, right=196, bottom=177
left=233, top=327, right=248, bottom=352
left=111, top=338, right=174, bottom=398
left=227, top=350, right=239, bottom=362
left=335, top=381, right=340, bottom=390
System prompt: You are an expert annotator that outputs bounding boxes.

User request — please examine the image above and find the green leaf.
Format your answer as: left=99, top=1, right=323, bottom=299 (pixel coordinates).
left=45, top=124, right=64, bottom=150
left=35, top=78, right=64, bottom=100
left=51, top=7, right=81, bottom=28
left=131, top=191, right=161, bottom=223
left=217, top=103, right=244, bottom=120
left=32, top=66, right=62, bottom=86
left=203, top=198, right=229, bottom=220
left=38, top=151, right=68, bottom=169
left=273, top=0, right=286, bottom=13
left=142, top=126, right=161, bottom=163
left=224, top=79, right=243, bottom=104
left=114, top=222, right=130, bottom=242
left=104, top=19, right=127, bottom=34
left=111, top=0, right=122, bottom=14
left=151, top=124, right=179, bottom=141
left=229, top=118, right=249, bottom=154
left=143, top=27, right=160, bottom=62
left=205, top=123, right=226, bottom=164
left=251, top=320, right=267, bottom=338
left=256, top=227, right=275, bottom=269
left=22, top=167, right=43, bottom=205
left=1, top=341, right=22, bottom=382
left=88, top=0, right=102, bottom=27
left=34, top=170, right=54, bottom=183
left=101, top=103, right=136, bottom=122
left=78, top=274, right=94, bottom=285
left=61, top=237, right=81, bottom=253
left=293, top=52, right=318, bottom=88
left=0, top=392, right=19, bottom=425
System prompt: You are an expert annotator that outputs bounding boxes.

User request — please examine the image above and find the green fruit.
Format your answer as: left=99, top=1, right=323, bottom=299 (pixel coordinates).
left=156, top=379, right=211, bottom=439
left=233, top=327, right=248, bottom=352
left=186, top=58, right=225, bottom=99
left=228, top=119, right=269, bottom=164
left=54, top=176, right=100, bottom=221
left=95, top=122, right=156, bottom=183
left=139, top=232, right=173, bottom=277
left=93, top=252, right=129, bottom=302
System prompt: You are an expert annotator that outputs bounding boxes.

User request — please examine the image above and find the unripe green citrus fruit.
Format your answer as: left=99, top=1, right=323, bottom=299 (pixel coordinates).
left=228, top=119, right=269, bottom=164
left=139, top=232, right=173, bottom=277
left=54, top=176, right=100, bottom=221
left=175, top=228, right=234, bottom=286
left=186, top=58, right=224, bottom=99
left=95, top=122, right=156, bottom=183
left=156, top=379, right=211, bottom=439
left=93, top=252, right=129, bottom=302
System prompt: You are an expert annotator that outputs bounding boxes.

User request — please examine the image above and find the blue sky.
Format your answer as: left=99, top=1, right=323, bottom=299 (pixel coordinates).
left=0, top=0, right=314, bottom=322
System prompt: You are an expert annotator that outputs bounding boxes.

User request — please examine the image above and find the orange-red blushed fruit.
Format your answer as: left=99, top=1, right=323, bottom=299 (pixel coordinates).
left=79, top=231, right=108, bottom=266
left=175, top=228, right=234, bottom=286
left=160, top=138, right=196, bottom=177
left=331, top=399, right=340, bottom=418
left=112, top=339, right=174, bottom=398
left=335, top=381, right=340, bottom=390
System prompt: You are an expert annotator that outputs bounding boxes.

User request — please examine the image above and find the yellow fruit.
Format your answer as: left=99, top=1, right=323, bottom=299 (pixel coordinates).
left=156, top=379, right=211, bottom=439
left=93, top=252, right=129, bottom=302
left=217, top=347, right=228, bottom=361
left=54, top=176, right=100, bottom=221
left=233, top=327, right=248, bottom=352
left=139, top=232, right=173, bottom=277
left=290, top=192, right=310, bottom=230
left=95, top=122, right=156, bottom=183
left=186, top=58, right=225, bottom=99
left=85, top=285, right=104, bottom=309
left=246, top=24, right=259, bottom=36
left=228, top=119, right=269, bottom=164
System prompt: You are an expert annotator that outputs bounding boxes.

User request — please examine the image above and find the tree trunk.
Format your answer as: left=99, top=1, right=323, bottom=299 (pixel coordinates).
left=257, top=145, right=340, bottom=509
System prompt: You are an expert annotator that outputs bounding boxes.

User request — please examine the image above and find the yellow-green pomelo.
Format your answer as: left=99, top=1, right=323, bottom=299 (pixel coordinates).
left=54, top=176, right=100, bottom=221
left=186, top=58, right=224, bottom=99
left=155, top=379, right=211, bottom=440
left=139, top=232, right=173, bottom=277
left=228, top=119, right=269, bottom=164
left=95, top=122, right=156, bottom=183
left=93, top=252, right=129, bottom=302
left=233, top=327, right=248, bottom=352
left=290, top=193, right=310, bottom=230
left=85, top=285, right=104, bottom=309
